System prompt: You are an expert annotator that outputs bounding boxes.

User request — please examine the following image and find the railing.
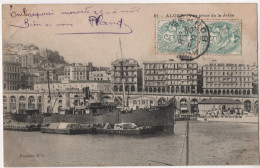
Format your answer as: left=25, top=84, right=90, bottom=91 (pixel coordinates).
left=107, top=91, right=258, bottom=98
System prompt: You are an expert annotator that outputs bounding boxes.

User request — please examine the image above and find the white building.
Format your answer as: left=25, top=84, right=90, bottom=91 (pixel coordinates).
left=89, top=71, right=111, bottom=81
left=34, top=80, right=112, bottom=93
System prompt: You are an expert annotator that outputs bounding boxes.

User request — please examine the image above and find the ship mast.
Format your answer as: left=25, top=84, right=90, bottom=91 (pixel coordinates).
left=186, top=120, right=190, bottom=165
left=119, top=38, right=126, bottom=111
left=47, top=68, right=52, bottom=113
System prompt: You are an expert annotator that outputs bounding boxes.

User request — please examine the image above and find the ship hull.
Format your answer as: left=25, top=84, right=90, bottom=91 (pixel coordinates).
left=44, top=104, right=175, bottom=133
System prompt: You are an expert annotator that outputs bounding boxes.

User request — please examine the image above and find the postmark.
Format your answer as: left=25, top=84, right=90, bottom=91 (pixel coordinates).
left=201, top=20, right=242, bottom=55
left=156, top=15, right=210, bottom=60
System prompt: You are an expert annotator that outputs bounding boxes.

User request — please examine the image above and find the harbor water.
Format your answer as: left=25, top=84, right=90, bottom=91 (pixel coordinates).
left=4, top=121, right=259, bottom=166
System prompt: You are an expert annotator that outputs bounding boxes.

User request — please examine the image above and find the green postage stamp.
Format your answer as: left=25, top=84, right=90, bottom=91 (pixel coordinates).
left=156, top=17, right=242, bottom=58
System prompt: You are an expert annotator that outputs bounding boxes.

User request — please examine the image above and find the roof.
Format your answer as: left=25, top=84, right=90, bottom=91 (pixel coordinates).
left=199, top=99, right=242, bottom=104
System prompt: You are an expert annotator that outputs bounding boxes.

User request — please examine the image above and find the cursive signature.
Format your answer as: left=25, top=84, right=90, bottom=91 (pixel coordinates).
left=88, top=14, right=123, bottom=28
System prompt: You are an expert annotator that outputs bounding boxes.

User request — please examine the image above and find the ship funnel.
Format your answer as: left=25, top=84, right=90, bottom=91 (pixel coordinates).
left=83, top=87, right=90, bottom=103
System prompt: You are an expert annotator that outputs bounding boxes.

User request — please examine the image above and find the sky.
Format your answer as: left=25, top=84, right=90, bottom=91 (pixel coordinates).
left=2, top=4, right=258, bottom=67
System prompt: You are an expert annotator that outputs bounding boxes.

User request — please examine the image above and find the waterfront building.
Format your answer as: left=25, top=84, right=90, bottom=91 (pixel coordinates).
left=3, top=89, right=42, bottom=113
left=3, top=88, right=109, bottom=114
left=143, top=60, right=198, bottom=93
left=198, top=99, right=243, bottom=116
left=34, top=80, right=111, bottom=92
left=202, top=60, right=253, bottom=95
left=111, top=59, right=140, bottom=92
left=89, top=71, right=111, bottom=81
left=3, top=61, right=21, bottom=90
left=64, top=62, right=93, bottom=81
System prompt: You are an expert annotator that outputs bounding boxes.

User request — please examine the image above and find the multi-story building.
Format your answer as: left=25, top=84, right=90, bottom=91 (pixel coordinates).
left=202, top=60, right=253, bottom=95
left=252, top=62, right=258, bottom=94
left=143, top=60, right=198, bottom=93
left=89, top=71, right=111, bottom=81
left=34, top=80, right=111, bottom=92
left=64, top=63, right=93, bottom=81
left=3, top=61, right=21, bottom=90
left=18, top=53, right=39, bottom=68
left=111, top=59, right=139, bottom=92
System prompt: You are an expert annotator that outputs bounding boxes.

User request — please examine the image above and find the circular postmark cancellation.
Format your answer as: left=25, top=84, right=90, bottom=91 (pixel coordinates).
left=156, top=14, right=210, bottom=61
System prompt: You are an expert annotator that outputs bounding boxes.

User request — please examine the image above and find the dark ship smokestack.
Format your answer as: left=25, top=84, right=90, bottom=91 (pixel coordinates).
left=83, top=87, right=90, bottom=105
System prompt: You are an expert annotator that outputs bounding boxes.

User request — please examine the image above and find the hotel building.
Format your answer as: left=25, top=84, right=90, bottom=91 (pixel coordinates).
left=202, top=60, right=253, bottom=95
left=111, top=59, right=139, bottom=92
left=143, top=60, right=198, bottom=93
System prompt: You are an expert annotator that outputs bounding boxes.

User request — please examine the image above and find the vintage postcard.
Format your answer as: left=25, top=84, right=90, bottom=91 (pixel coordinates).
left=2, top=3, right=259, bottom=167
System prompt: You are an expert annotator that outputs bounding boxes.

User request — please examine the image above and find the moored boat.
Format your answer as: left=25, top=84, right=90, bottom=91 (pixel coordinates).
left=41, top=122, right=95, bottom=134
left=4, top=122, right=41, bottom=132
left=95, top=122, right=154, bottom=135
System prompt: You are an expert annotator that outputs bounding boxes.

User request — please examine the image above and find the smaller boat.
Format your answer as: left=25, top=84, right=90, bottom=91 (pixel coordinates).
left=41, top=122, right=95, bottom=134
left=4, top=122, right=41, bottom=132
left=95, top=122, right=154, bottom=135
left=198, top=113, right=258, bottom=124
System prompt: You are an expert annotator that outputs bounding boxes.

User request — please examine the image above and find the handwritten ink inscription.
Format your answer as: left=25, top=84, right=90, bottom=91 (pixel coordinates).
left=7, top=6, right=139, bottom=35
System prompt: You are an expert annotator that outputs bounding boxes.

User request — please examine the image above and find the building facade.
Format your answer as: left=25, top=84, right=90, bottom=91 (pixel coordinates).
left=89, top=71, right=111, bottom=81
left=64, top=63, right=93, bottom=81
left=3, top=61, right=21, bottom=90
left=143, top=60, right=198, bottom=93
left=202, top=60, right=253, bottom=95
left=34, top=80, right=111, bottom=92
left=111, top=59, right=139, bottom=92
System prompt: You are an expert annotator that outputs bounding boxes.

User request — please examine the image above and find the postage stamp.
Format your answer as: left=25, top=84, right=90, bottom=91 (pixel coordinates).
left=201, top=20, right=242, bottom=55
left=156, top=15, right=210, bottom=60
left=156, top=17, right=242, bottom=59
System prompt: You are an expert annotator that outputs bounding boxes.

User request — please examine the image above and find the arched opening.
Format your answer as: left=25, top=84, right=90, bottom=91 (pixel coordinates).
left=235, top=90, right=238, bottom=95
left=145, top=87, right=148, bottom=92
left=243, top=90, right=246, bottom=95
left=119, top=85, right=123, bottom=92
left=223, top=90, right=226, bottom=94
left=206, top=90, right=209, bottom=94
left=214, top=90, right=217, bottom=94
left=247, top=90, right=250, bottom=95
left=180, top=98, right=188, bottom=113
left=239, top=90, right=242, bottom=95
left=171, top=87, right=174, bottom=93
left=3, top=96, right=7, bottom=112
left=181, top=86, right=185, bottom=93
left=162, top=87, right=165, bottom=93
left=149, top=87, right=152, bottom=92
left=10, top=96, right=16, bottom=112
left=244, top=100, right=251, bottom=112
left=125, top=85, right=129, bottom=92
left=176, top=87, right=179, bottom=93
left=210, top=90, right=213, bottom=94
left=167, top=86, right=171, bottom=93
left=218, top=90, right=221, bottom=94
left=158, top=97, right=166, bottom=105
left=190, top=99, right=198, bottom=114
left=74, top=95, right=79, bottom=106
left=154, top=87, right=157, bottom=92
left=131, top=85, right=135, bottom=92
left=19, top=96, right=26, bottom=113
left=227, top=90, right=230, bottom=95
left=158, top=87, right=161, bottom=93
left=114, top=85, right=118, bottom=92
left=255, top=101, right=259, bottom=113
left=28, top=96, right=36, bottom=110
left=231, top=90, right=234, bottom=94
